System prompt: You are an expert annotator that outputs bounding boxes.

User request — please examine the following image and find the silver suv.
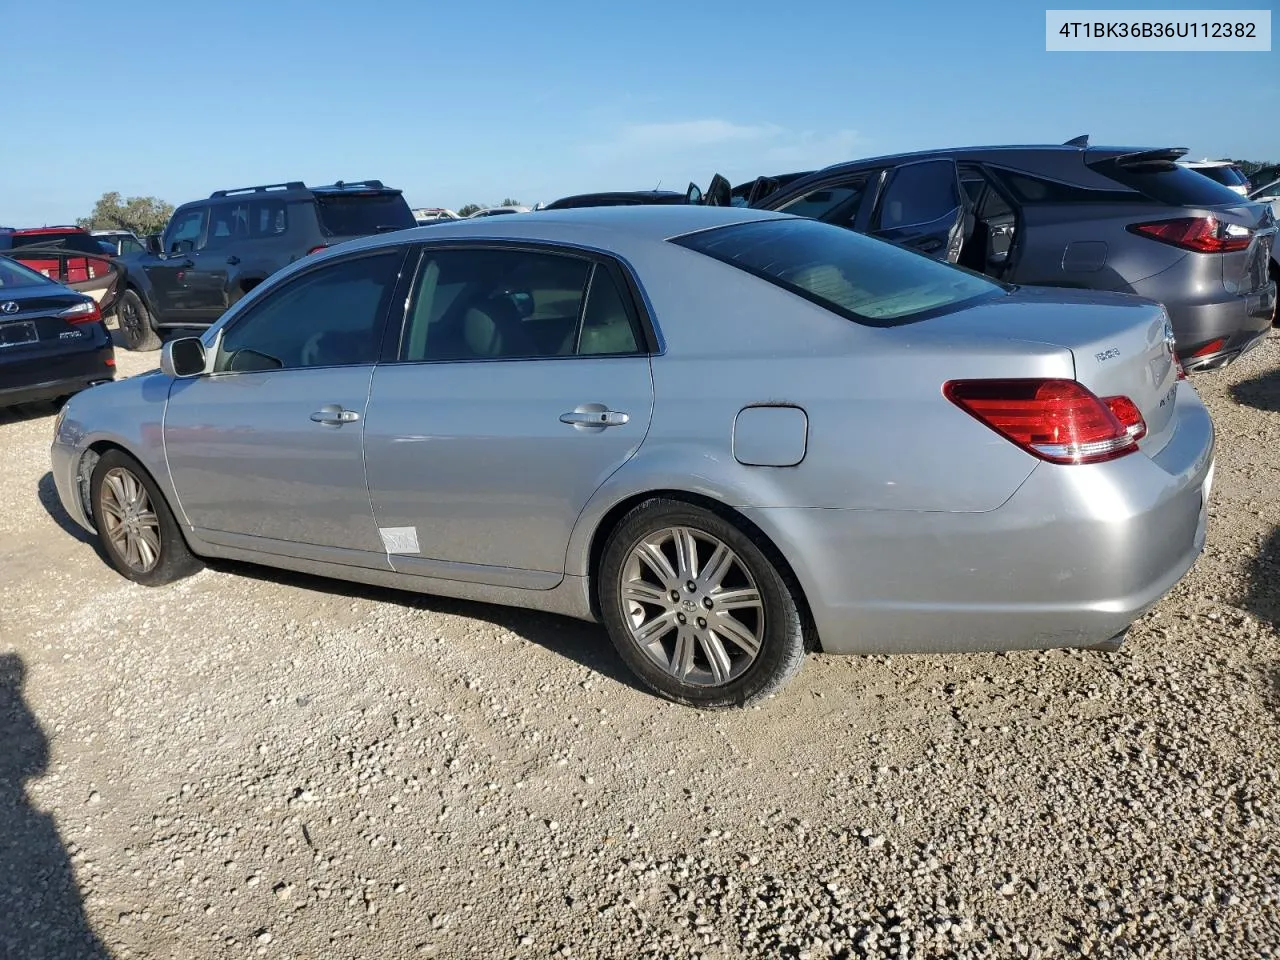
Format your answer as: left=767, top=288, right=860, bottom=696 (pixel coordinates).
left=739, top=141, right=1277, bottom=371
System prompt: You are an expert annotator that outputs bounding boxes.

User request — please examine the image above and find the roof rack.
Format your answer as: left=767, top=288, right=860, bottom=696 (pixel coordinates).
left=314, top=180, right=387, bottom=192
left=210, top=181, right=307, bottom=198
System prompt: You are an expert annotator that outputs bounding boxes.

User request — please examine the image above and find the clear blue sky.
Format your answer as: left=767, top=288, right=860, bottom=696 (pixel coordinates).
left=4, top=0, right=1276, bottom=225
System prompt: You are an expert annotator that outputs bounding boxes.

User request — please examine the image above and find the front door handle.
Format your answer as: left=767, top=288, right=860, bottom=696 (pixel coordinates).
left=226, top=255, right=241, bottom=266
left=310, top=404, right=360, bottom=426
left=560, top=408, right=630, bottom=428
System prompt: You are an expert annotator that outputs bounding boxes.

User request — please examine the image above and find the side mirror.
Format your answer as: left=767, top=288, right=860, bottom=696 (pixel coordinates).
left=685, top=182, right=703, bottom=205
left=160, top=337, right=207, bottom=378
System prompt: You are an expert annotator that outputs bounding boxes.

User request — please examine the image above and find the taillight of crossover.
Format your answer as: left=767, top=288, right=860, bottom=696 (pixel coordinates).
left=57, top=300, right=102, bottom=324
left=1127, top=216, right=1252, bottom=254
left=307, top=245, right=328, bottom=256
left=944, top=379, right=1145, bottom=465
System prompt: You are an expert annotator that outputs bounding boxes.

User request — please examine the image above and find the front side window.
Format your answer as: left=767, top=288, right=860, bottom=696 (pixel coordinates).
left=877, top=160, right=962, bottom=229
left=775, top=178, right=869, bottom=227
left=165, top=208, right=207, bottom=254
left=215, top=250, right=404, bottom=373
left=400, top=247, right=644, bottom=362
left=673, top=218, right=1003, bottom=326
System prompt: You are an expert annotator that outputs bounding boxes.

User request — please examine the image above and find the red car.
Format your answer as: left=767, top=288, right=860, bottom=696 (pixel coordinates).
left=0, top=226, right=124, bottom=314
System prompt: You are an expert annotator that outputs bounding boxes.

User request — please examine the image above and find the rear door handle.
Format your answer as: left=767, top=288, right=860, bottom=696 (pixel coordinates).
left=310, top=404, right=360, bottom=426
left=226, top=255, right=241, bottom=266
left=560, top=409, right=630, bottom=428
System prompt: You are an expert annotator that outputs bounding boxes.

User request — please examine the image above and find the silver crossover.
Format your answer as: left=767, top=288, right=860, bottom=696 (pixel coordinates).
left=51, top=206, right=1215, bottom=707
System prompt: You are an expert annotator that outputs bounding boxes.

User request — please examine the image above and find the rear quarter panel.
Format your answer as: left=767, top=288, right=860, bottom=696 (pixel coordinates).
left=564, top=244, right=1071, bottom=578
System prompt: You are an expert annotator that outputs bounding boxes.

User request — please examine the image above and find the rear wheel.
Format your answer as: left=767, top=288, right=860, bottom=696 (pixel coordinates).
left=89, top=450, right=202, bottom=585
left=116, top=290, right=161, bottom=351
left=599, top=499, right=805, bottom=708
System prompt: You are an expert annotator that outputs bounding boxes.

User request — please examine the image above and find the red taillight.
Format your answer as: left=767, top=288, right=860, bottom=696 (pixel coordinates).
left=307, top=245, right=328, bottom=256
left=1102, top=395, right=1147, bottom=442
left=944, top=378, right=1141, bottom=465
left=58, top=300, right=102, bottom=324
left=105, top=356, right=115, bottom=367
left=1127, top=217, right=1252, bottom=253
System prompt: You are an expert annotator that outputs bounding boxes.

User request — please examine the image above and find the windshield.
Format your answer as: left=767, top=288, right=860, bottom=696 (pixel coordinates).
left=0, top=256, right=54, bottom=288
left=673, top=217, right=1003, bottom=326
left=314, top=193, right=416, bottom=236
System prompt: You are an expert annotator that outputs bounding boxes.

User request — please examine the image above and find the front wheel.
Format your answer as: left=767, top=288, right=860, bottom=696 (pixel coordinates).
left=599, top=499, right=806, bottom=708
left=89, top=450, right=203, bottom=585
left=115, top=290, right=161, bottom=351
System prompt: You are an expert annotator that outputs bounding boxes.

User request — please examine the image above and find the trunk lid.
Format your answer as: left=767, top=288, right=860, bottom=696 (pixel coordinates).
left=937, top=286, right=1181, bottom=455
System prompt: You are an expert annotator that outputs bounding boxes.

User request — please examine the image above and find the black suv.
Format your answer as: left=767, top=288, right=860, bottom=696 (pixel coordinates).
left=115, top=179, right=416, bottom=350
left=727, top=141, right=1277, bottom=371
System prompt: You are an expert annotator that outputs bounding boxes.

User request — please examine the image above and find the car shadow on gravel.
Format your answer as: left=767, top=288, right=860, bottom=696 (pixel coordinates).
left=1229, top=355, right=1280, bottom=412
left=1243, top=524, right=1280, bottom=722
left=0, top=398, right=61, bottom=427
left=37, top=471, right=96, bottom=546
left=206, top=559, right=650, bottom=695
left=0, top=653, right=112, bottom=958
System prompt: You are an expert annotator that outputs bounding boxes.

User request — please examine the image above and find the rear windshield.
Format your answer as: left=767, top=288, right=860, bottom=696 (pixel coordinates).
left=673, top=218, right=1003, bottom=327
left=8, top=232, right=105, bottom=254
left=0, top=256, right=53, bottom=288
left=314, top=193, right=416, bottom=237
left=1089, top=157, right=1246, bottom=206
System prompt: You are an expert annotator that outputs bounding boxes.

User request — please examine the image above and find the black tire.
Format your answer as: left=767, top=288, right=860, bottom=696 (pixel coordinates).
left=89, top=449, right=202, bottom=586
left=599, top=498, right=805, bottom=708
left=115, top=289, right=162, bottom=352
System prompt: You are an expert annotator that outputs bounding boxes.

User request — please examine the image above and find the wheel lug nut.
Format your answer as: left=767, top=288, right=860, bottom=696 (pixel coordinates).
left=702, top=597, right=713, bottom=609
left=686, top=581, right=697, bottom=592
left=669, top=590, right=681, bottom=602
left=677, top=613, right=687, bottom=625
left=697, top=618, right=707, bottom=629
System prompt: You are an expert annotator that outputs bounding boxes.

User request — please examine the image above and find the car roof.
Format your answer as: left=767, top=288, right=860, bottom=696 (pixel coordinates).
left=13, top=226, right=85, bottom=235
left=327, top=204, right=787, bottom=257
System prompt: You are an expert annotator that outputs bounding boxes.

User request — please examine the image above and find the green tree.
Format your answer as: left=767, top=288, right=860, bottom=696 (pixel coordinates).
left=77, top=192, right=174, bottom=236
left=499, top=197, right=522, bottom=207
left=458, top=203, right=483, bottom=217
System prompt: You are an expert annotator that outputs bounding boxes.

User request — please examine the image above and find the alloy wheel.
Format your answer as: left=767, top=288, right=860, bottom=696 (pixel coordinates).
left=618, top=526, right=765, bottom=686
left=99, top=467, right=161, bottom=573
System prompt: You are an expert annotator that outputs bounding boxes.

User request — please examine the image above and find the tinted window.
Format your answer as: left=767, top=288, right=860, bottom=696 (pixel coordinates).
left=1087, top=157, right=1245, bottom=206
left=991, top=169, right=1141, bottom=205
left=215, top=250, right=403, bottom=372
left=165, top=208, right=207, bottom=253
left=402, top=248, right=599, bottom=361
left=1192, top=165, right=1246, bottom=187
left=9, top=233, right=105, bottom=254
left=0, top=257, right=53, bottom=288
left=775, top=179, right=869, bottom=226
left=877, top=160, right=961, bottom=228
left=206, top=200, right=289, bottom=248
left=315, top=193, right=415, bottom=236
left=673, top=218, right=1002, bottom=326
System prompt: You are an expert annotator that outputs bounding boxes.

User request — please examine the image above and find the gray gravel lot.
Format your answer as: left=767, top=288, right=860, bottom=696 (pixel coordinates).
left=2, top=337, right=1280, bottom=959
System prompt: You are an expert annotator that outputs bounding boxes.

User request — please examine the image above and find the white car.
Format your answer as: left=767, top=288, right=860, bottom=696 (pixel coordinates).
left=1177, top=159, right=1250, bottom=196
left=466, top=205, right=532, bottom=218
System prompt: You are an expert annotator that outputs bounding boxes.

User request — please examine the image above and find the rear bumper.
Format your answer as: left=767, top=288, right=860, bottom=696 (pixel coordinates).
left=743, top=385, right=1215, bottom=655
left=0, top=344, right=115, bottom=406
left=1159, top=280, right=1275, bottom=372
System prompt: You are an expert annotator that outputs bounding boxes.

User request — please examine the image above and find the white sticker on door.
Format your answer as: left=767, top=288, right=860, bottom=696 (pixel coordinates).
left=379, top=526, right=420, bottom=554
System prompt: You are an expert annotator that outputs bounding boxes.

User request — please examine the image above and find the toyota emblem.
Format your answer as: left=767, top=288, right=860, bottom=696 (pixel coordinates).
left=0, top=301, right=18, bottom=315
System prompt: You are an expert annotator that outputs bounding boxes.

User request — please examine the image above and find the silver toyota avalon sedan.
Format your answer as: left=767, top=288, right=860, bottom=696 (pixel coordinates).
left=50, top=206, right=1215, bottom=707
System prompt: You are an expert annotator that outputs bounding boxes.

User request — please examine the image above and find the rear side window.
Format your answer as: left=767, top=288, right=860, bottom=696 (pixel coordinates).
left=315, top=193, right=416, bottom=236
left=1088, top=157, right=1246, bottom=206
left=0, top=257, right=53, bottom=288
left=673, top=218, right=1003, bottom=326
left=989, top=169, right=1139, bottom=205
left=876, top=160, right=961, bottom=228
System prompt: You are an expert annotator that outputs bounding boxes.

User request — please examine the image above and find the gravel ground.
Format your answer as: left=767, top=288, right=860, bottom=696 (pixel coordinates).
left=2, top=335, right=1280, bottom=960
